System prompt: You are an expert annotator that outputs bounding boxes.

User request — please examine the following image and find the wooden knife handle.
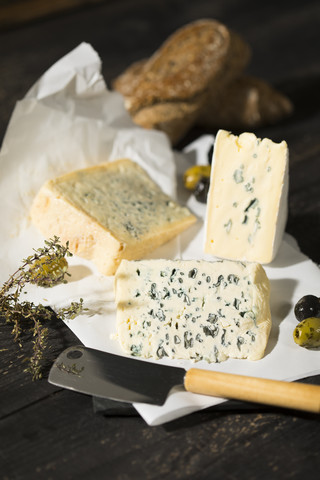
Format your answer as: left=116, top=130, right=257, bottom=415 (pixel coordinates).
left=184, top=368, right=320, bottom=413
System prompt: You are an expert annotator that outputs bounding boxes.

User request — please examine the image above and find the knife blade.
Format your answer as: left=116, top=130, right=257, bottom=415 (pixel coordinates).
left=49, top=345, right=320, bottom=413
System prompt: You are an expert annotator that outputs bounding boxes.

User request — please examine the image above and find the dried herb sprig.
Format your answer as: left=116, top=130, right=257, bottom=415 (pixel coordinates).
left=0, top=236, right=85, bottom=380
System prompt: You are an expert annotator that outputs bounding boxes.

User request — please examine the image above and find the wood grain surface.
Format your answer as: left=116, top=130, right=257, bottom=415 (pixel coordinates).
left=0, top=1, right=319, bottom=479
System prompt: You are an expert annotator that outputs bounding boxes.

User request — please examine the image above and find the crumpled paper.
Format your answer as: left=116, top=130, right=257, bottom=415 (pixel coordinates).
left=0, top=43, right=177, bottom=280
left=1, top=44, right=319, bottom=426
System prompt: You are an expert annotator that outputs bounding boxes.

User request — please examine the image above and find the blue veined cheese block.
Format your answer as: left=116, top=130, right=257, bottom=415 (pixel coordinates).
left=204, top=130, right=289, bottom=263
left=30, top=159, right=196, bottom=275
left=114, top=258, right=271, bottom=362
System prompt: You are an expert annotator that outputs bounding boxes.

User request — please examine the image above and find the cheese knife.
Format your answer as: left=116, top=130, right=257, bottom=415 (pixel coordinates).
left=48, top=345, right=320, bottom=413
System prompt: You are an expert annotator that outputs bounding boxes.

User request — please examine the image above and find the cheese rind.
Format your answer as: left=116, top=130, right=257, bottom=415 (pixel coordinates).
left=30, top=159, right=196, bottom=275
left=204, top=130, right=289, bottom=263
left=114, top=258, right=271, bottom=362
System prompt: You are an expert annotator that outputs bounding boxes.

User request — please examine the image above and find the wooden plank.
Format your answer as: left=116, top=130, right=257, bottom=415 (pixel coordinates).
left=0, top=0, right=105, bottom=30
left=0, top=1, right=320, bottom=478
left=0, top=317, right=79, bottom=418
left=1, top=387, right=319, bottom=479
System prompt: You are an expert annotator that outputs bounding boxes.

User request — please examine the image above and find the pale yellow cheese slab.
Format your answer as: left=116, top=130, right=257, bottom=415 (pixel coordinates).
left=204, top=130, right=289, bottom=263
left=30, top=159, right=196, bottom=275
left=115, top=258, right=271, bottom=362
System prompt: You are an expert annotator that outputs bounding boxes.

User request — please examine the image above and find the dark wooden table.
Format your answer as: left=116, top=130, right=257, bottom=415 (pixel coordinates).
left=1, top=1, right=319, bottom=479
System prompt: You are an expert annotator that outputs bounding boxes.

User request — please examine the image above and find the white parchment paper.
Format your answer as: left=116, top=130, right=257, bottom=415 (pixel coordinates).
left=1, top=44, right=319, bottom=426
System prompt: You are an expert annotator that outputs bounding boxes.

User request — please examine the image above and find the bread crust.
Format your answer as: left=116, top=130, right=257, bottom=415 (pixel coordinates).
left=199, top=75, right=293, bottom=129
left=121, top=20, right=250, bottom=114
left=112, top=19, right=292, bottom=144
left=112, top=19, right=251, bottom=143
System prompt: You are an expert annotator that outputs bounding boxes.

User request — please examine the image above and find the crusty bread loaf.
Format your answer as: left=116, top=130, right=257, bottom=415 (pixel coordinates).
left=118, top=19, right=251, bottom=114
left=199, top=75, right=293, bottom=129
left=113, top=20, right=293, bottom=144
left=113, top=19, right=251, bottom=144
left=30, top=159, right=196, bottom=275
left=112, top=58, right=146, bottom=97
left=132, top=97, right=205, bottom=146
left=113, top=59, right=204, bottom=144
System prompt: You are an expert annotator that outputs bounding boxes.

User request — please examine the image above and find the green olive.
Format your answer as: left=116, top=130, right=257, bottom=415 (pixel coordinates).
left=183, top=165, right=211, bottom=191
left=293, top=317, right=320, bottom=348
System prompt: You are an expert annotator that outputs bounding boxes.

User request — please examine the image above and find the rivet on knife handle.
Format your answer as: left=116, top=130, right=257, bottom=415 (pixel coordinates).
left=184, top=369, right=320, bottom=413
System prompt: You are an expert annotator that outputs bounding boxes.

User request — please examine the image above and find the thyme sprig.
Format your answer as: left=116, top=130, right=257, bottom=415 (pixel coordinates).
left=0, top=236, right=85, bottom=380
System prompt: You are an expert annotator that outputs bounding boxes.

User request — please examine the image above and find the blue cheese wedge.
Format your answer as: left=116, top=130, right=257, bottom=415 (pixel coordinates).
left=114, top=258, right=271, bottom=362
left=204, top=130, right=289, bottom=263
left=30, top=159, right=196, bottom=275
